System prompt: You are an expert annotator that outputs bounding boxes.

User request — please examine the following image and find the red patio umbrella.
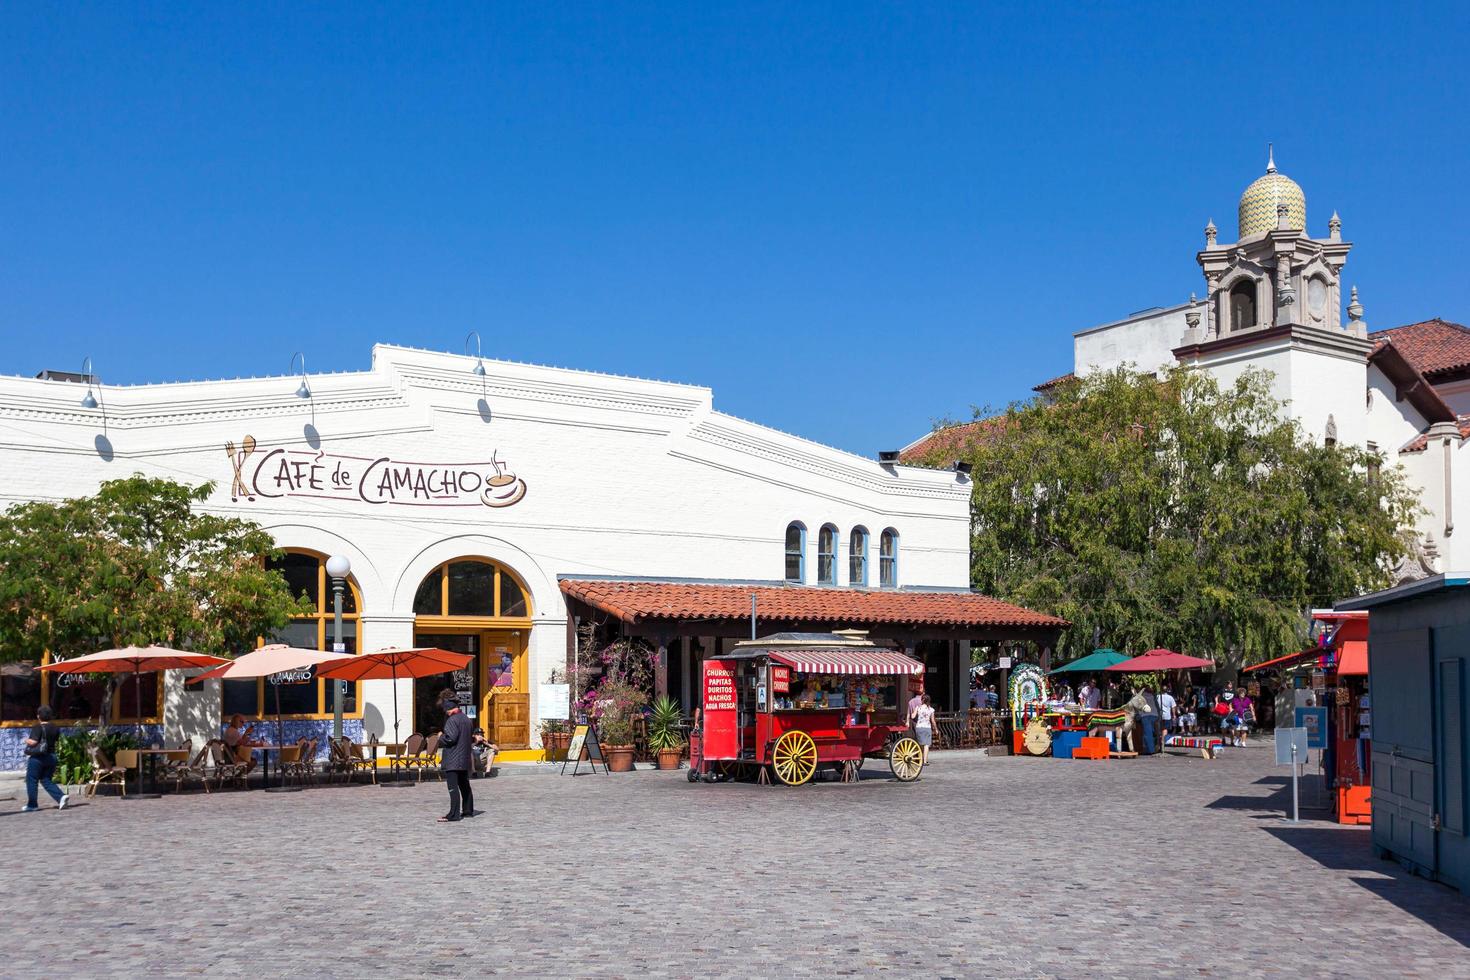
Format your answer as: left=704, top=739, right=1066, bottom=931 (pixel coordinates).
left=317, top=647, right=475, bottom=744
left=1105, top=648, right=1215, bottom=672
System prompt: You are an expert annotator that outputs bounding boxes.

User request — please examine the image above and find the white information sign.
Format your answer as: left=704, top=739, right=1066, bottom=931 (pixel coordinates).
left=539, top=683, right=570, bottom=720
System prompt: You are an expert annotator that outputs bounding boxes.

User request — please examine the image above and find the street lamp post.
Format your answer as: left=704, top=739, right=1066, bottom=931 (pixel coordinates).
left=325, top=554, right=351, bottom=739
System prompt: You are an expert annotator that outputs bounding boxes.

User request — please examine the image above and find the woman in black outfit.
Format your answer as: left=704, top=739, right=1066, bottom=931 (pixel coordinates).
left=23, top=705, right=68, bottom=812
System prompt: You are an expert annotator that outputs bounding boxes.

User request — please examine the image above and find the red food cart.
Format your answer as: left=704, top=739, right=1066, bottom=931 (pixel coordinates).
left=694, top=631, right=926, bottom=785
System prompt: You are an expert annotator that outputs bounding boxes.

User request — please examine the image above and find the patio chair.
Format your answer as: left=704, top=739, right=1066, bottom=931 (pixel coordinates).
left=324, top=737, right=353, bottom=783
left=168, top=743, right=212, bottom=793
left=388, top=733, right=426, bottom=781
left=274, top=743, right=303, bottom=785
left=416, top=733, right=441, bottom=781
left=288, top=740, right=320, bottom=787
left=85, top=745, right=127, bottom=798
left=347, top=740, right=379, bottom=785
left=208, top=739, right=250, bottom=790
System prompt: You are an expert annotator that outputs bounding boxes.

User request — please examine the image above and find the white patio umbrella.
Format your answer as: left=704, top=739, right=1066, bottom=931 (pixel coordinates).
left=190, top=645, right=354, bottom=791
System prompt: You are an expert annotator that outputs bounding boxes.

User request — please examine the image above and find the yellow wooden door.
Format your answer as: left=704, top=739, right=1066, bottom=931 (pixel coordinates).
left=480, top=630, right=528, bottom=748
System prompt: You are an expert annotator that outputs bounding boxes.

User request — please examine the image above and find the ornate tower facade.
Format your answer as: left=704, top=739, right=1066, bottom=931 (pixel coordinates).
left=1182, top=147, right=1360, bottom=345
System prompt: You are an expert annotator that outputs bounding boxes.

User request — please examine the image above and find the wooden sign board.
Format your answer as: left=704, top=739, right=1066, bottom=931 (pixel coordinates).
left=561, top=722, right=606, bottom=775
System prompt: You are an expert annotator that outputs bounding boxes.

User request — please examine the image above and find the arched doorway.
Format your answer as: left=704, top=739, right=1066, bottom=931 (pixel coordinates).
left=411, top=558, right=534, bottom=747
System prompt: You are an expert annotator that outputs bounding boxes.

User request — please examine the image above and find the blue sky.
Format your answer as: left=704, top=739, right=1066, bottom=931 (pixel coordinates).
left=4, top=3, right=1468, bottom=456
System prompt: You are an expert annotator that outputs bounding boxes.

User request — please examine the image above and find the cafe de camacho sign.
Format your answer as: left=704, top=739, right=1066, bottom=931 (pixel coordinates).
left=226, top=435, right=528, bottom=508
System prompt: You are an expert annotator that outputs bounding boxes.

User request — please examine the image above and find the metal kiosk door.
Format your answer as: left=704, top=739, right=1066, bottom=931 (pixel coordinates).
left=1434, top=627, right=1469, bottom=890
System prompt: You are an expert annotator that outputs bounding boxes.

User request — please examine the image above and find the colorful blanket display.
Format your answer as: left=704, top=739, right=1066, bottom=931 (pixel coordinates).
left=1085, top=705, right=1137, bottom=752
left=1008, top=664, right=1049, bottom=726
left=1163, top=734, right=1225, bottom=759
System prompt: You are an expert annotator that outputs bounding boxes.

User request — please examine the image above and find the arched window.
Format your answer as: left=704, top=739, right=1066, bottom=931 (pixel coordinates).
left=817, top=524, right=838, bottom=584
left=879, top=528, right=899, bottom=587
left=413, top=559, right=531, bottom=618
left=849, top=526, right=869, bottom=586
left=223, top=549, right=364, bottom=719
left=1229, top=280, right=1256, bottom=331
left=784, top=523, right=806, bottom=583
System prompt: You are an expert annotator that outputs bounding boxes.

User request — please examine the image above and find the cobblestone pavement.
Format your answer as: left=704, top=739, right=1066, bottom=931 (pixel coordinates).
left=6, top=745, right=1469, bottom=978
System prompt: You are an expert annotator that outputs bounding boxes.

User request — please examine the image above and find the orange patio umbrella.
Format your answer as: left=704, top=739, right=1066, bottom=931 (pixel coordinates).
left=41, top=645, right=232, bottom=743
left=317, top=647, right=475, bottom=745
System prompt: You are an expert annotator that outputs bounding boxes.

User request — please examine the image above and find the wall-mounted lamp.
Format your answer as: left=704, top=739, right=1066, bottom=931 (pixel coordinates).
left=953, top=460, right=973, bottom=476
left=465, top=330, right=487, bottom=377
left=878, top=450, right=900, bottom=463
left=291, top=352, right=311, bottom=399
left=79, top=356, right=107, bottom=432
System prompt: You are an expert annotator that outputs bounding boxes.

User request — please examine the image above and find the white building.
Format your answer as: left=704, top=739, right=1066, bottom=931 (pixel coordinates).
left=0, top=344, right=1063, bottom=767
left=907, top=151, right=1466, bottom=581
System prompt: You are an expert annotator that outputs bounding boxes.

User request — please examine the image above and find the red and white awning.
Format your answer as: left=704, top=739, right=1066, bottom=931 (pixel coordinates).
left=769, top=648, right=924, bottom=676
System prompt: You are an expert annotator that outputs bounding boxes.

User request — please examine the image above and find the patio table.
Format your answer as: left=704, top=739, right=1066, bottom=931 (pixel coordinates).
left=131, top=748, right=189, bottom=796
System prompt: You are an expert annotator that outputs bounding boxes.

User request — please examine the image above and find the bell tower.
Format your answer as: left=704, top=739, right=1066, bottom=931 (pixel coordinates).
left=1182, top=147, right=1359, bottom=344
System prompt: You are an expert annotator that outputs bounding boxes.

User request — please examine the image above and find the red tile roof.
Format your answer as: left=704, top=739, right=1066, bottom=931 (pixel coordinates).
left=1399, top=417, right=1470, bottom=454
left=898, top=416, right=1008, bottom=465
left=1033, top=372, right=1076, bottom=392
left=559, top=579, right=1068, bottom=630
left=1370, top=319, right=1470, bottom=377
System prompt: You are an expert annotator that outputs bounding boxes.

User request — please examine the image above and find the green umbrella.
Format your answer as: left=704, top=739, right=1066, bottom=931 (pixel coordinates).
left=1048, top=649, right=1129, bottom=674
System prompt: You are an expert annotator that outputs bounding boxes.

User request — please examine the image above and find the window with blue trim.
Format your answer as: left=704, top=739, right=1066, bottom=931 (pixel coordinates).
left=879, top=528, right=898, bottom=587
left=784, top=522, right=806, bottom=582
left=817, top=524, right=837, bottom=584
left=849, top=527, right=869, bottom=585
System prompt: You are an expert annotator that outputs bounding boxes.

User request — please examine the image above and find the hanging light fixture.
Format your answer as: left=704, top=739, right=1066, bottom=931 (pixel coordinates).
left=80, top=356, right=100, bottom=408
left=465, top=330, right=486, bottom=376
left=291, top=352, right=311, bottom=399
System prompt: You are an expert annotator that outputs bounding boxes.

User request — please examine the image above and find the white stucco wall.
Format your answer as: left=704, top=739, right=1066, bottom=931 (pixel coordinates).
left=1073, top=304, right=1192, bottom=378
left=0, top=344, right=971, bottom=746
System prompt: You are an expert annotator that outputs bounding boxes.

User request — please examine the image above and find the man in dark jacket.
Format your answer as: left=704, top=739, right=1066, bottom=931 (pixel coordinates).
left=437, top=689, right=475, bottom=822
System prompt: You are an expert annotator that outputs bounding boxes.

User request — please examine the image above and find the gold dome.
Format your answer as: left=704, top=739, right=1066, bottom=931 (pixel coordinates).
left=1238, top=148, right=1305, bottom=239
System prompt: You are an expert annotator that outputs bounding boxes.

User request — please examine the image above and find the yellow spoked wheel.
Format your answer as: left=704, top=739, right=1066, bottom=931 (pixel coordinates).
left=889, top=736, right=923, bottom=782
left=771, top=731, right=819, bottom=786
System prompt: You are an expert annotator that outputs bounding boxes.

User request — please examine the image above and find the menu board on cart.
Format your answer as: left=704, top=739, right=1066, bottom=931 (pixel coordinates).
left=703, top=659, right=739, bottom=760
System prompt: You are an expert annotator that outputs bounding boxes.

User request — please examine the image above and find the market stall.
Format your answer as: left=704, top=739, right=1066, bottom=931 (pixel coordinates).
left=1246, top=610, right=1371, bottom=824
left=695, top=631, right=925, bottom=785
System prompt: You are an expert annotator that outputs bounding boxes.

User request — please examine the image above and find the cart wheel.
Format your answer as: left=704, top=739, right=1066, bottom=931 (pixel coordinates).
left=771, top=731, right=818, bottom=786
left=687, top=768, right=700, bottom=783
left=889, top=736, right=923, bottom=782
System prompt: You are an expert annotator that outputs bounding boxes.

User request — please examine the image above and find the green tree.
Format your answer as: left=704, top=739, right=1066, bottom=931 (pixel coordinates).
left=0, top=476, right=310, bottom=725
left=915, top=368, right=1421, bottom=671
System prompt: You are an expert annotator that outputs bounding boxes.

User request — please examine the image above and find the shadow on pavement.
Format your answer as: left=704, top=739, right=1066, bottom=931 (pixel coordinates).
left=1266, top=824, right=1470, bottom=949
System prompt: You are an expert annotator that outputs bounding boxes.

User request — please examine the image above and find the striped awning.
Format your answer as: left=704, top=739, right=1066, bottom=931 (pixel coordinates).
left=769, top=648, right=924, bottom=676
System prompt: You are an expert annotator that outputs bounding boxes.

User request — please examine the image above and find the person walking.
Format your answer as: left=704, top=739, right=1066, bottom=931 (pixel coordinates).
left=908, top=693, right=936, bottom=769
left=1158, top=686, right=1178, bottom=741
left=436, top=690, right=474, bottom=823
left=22, top=705, right=68, bottom=813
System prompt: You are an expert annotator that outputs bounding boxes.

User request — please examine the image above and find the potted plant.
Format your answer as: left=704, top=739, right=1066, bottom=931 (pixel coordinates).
left=647, top=696, right=685, bottom=770
left=540, top=719, right=572, bottom=760
left=573, top=630, right=653, bottom=772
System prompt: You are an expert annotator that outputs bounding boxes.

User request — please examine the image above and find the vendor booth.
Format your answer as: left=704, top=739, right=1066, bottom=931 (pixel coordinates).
left=1246, top=610, right=1372, bottom=825
left=1338, top=575, right=1470, bottom=894
left=694, top=631, right=925, bottom=785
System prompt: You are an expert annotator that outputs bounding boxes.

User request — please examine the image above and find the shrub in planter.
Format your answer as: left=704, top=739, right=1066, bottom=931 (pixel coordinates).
left=647, top=696, right=686, bottom=770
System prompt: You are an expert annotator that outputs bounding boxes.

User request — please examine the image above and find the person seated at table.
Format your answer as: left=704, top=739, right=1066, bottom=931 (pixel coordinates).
left=223, top=713, right=262, bottom=770
left=471, top=729, right=498, bottom=777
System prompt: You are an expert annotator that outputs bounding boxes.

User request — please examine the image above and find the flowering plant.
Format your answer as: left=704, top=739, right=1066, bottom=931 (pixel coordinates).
left=574, top=626, right=652, bottom=746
